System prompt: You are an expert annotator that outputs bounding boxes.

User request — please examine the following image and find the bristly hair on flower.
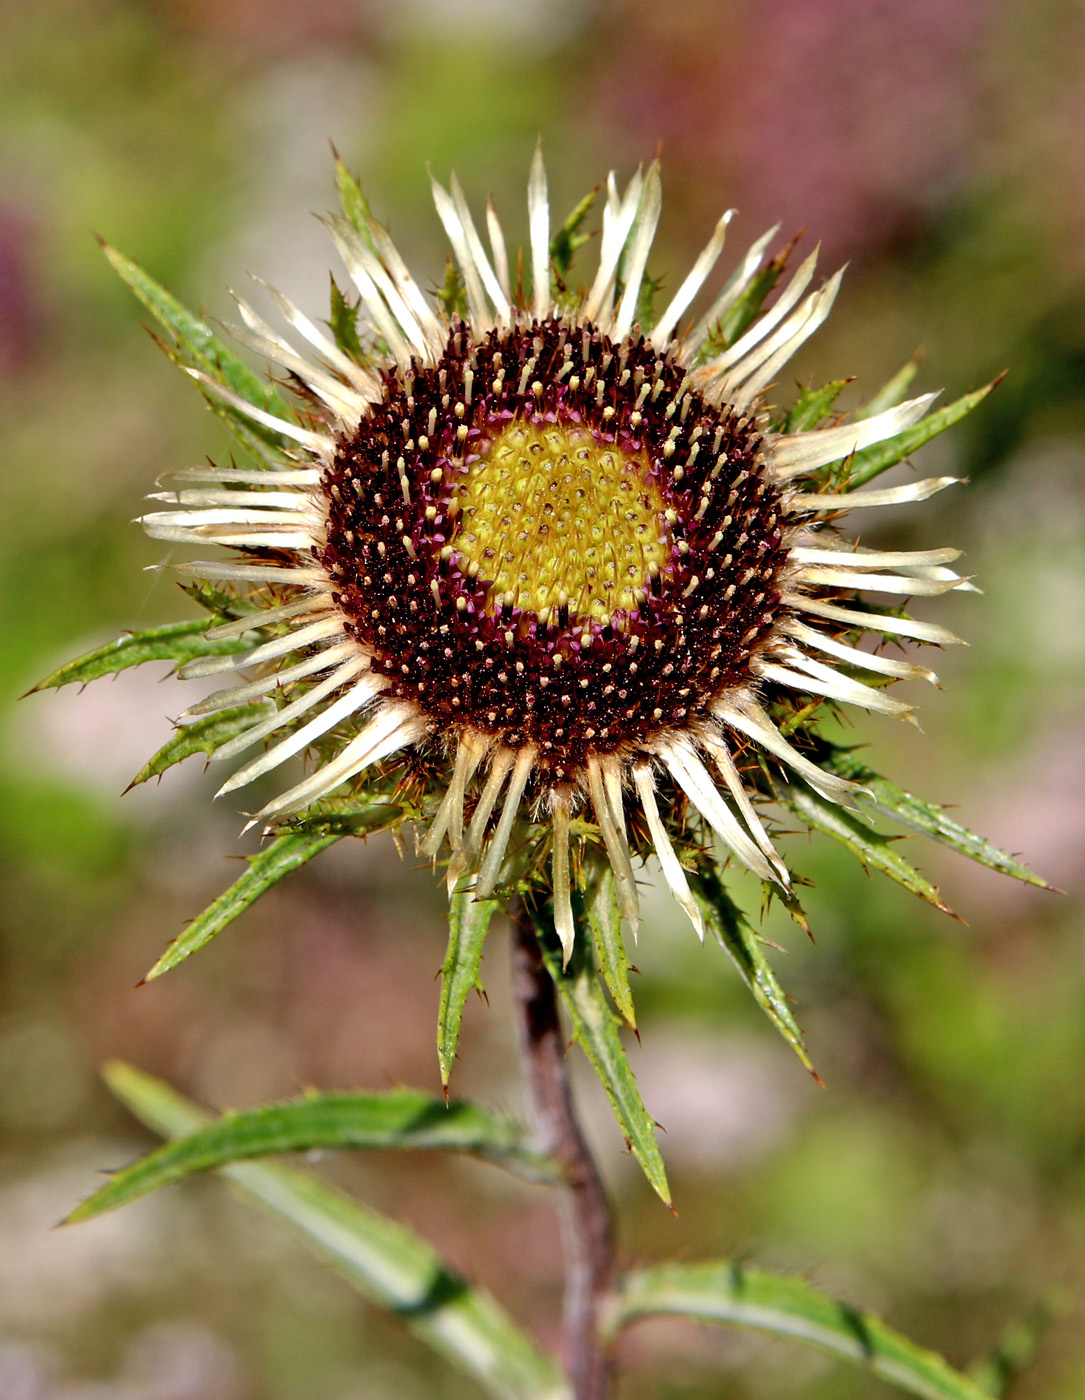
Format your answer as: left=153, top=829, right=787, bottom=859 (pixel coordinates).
left=126, top=146, right=996, bottom=963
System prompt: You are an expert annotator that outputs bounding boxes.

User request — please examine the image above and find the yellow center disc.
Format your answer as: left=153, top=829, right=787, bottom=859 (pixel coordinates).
left=449, top=420, right=670, bottom=627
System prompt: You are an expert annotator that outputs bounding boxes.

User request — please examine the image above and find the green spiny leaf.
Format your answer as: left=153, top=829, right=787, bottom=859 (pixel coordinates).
left=180, top=581, right=257, bottom=619
left=820, top=748, right=1053, bottom=890
left=152, top=334, right=287, bottom=462
left=781, top=379, right=849, bottom=434
left=612, top=1261, right=993, bottom=1400
left=688, top=865, right=813, bottom=1073
left=334, top=151, right=373, bottom=241
left=780, top=784, right=955, bottom=916
left=30, top=620, right=241, bottom=693
left=533, top=901, right=670, bottom=1205
left=67, top=1088, right=554, bottom=1223
left=101, top=242, right=289, bottom=414
left=328, top=275, right=365, bottom=362
left=101, top=242, right=293, bottom=448
left=283, top=794, right=412, bottom=839
left=842, top=379, right=1000, bottom=489
left=101, top=1064, right=571, bottom=1400
left=635, top=273, right=663, bottom=335
left=550, top=187, right=599, bottom=279
left=436, top=253, right=467, bottom=320
left=708, top=233, right=796, bottom=353
left=438, top=889, right=502, bottom=1087
left=614, top=177, right=658, bottom=316
left=585, top=867, right=636, bottom=1029
left=144, top=828, right=344, bottom=981
left=856, top=352, right=922, bottom=420
left=128, top=703, right=274, bottom=789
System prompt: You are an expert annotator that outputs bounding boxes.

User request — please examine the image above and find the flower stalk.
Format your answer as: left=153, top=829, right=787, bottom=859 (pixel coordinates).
left=511, top=897, right=615, bottom=1400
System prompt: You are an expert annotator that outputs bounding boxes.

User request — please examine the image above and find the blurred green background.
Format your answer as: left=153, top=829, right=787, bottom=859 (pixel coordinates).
left=1, top=1, right=1083, bottom=1396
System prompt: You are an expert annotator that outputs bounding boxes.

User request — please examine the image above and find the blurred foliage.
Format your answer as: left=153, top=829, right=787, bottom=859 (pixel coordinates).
left=1, top=1, right=1083, bottom=1398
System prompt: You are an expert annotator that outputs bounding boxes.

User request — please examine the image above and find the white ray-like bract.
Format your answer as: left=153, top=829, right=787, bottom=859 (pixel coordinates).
left=657, top=739, right=778, bottom=885
left=178, top=615, right=345, bottom=679
left=527, top=144, right=551, bottom=323
left=182, top=368, right=337, bottom=456
left=248, top=703, right=429, bottom=829
left=205, top=595, right=332, bottom=640
left=768, top=394, right=938, bottom=479
left=787, top=475, right=961, bottom=512
left=549, top=788, right=576, bottom=960
left=145, top=154, right=972, bottom=958
left=649, top=209, right=734, bottom=350
left=724, top=268, right=845, bottom=407
left=228, top=294, right=367, bottom=424
left=612, top=162, right=663, bottom=342
left=486, top=197, right=512, bottom=302
left=179, top=644, right=359, bottom=720
left=252, top=276, right=381, bottom=397
left=632, top=763, right=704, bottom=939
left=701, top=247, right=820, bottom=381
left=684, top=223, right=780, bottom=355
left=582, top=170, right=645, bottom=327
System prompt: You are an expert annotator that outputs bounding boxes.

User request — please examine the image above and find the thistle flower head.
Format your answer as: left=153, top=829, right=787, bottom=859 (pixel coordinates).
left=140, top=151, right=975, bottom=960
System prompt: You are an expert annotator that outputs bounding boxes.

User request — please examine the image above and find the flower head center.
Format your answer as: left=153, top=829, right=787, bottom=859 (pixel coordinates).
left=450, top=419, right=669, bottom=626
left=319, top=318, right=789, bottom=776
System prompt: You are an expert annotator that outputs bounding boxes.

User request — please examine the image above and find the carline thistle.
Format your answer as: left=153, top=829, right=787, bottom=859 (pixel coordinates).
left=140, top=150, right=970, bottom=958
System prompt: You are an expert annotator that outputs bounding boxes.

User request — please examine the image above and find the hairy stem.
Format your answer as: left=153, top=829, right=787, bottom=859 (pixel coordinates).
left=511, top=899, right=615, bottom=1400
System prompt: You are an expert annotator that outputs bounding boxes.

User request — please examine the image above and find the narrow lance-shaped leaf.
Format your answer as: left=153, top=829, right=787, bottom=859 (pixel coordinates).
left=532, top=901, right=671, bottom=1206
left=820, top=747, right=1053, bottom=890
left=688, top=865, right=814, bottom=1074
left=436, top=253, right=467, bottom=321
left=278, top=794, right=410, bottom=837
left=780, top=378, right=849, bottom=434
left=328, top=275, right=365, bottom=362
left=855, top=352, right=922, bottom=420
left=634, top=272, right=663, bottom=334
left=154, top=335, right=288, bottom=464
left=144, top=829, right=344, bottom=981
left=101, top=242, right=294, bottom=455
left=181, top=580, right=260, bottom=620
left=100, top=1064, right=571, bottom=1400
left=30, top=620, right=241, bottom=693
left=67, top=1087, right=555, bottom=1223
left=780, top=784, right=956, bottom=916
left=841, top=378, right=1000, bottom=489
left=145, top=797, right=405, bottom=981
left=334, top=151, right=373, bottom=243
left=704, top=232, right=797, bottom=357
left=438, top=888, right=502, bottom=1087
left=550, top=188, right=599, bottom=279
left=285, top=794, right=411, bottom=838
left=584, top=866, right=636, bottom=1029
left=612, top=1261, right=993, bottom=1400
left=128, top=703, right=274, bottom=789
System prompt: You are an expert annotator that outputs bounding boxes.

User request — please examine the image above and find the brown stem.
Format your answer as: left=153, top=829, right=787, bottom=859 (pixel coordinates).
left=511, top=899, right=615, bottom=1400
